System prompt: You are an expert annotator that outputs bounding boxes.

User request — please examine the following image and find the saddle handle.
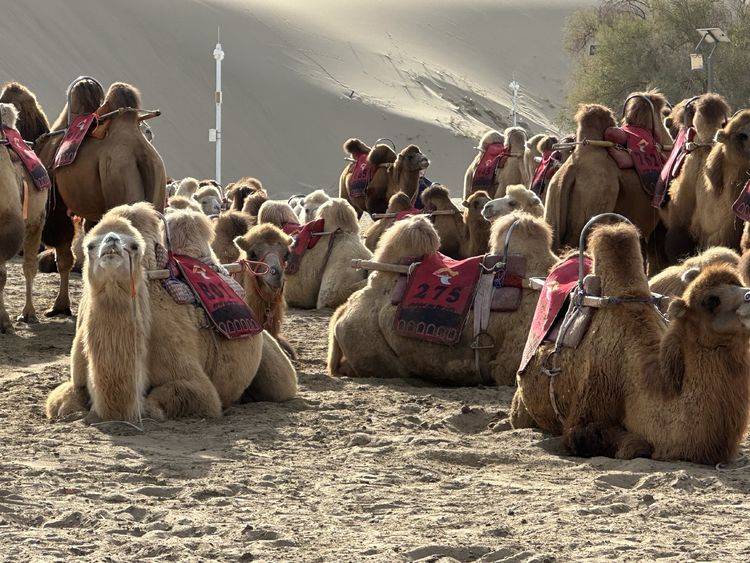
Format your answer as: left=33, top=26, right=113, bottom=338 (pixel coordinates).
left=622, top=93, right=659, bottom=141
left=66, top=76, right=104, bottom=127
left=577, top=213, right=632, bottom=288
left=502, top=217, right=522, bottom=265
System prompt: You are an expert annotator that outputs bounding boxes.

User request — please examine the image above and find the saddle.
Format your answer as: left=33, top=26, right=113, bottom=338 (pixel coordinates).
left=347, top=152, right=375, bottom=198
left=604, top=125, right=667, bottom=196
left=285, top=218, right=326, bottom=275
left=653, top=126, right=696, bottom=208
left=530, top=149, right=560, bottom=197
left=53, top=113, right=99, bottom=169
left=1, top=126, right=50, bottom=190
left=472, top=143, right=509, bottom=190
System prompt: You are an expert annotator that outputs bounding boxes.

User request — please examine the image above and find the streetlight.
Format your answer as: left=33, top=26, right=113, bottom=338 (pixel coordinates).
left=693, top=27, right=730, bottom=93
left=509, top=79, right=520, bottom=127
left=211, top=27, right=225, bottom=186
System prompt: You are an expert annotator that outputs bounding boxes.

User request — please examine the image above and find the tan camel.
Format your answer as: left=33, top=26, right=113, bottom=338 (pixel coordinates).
left=544, top=93, right=671, bottom=251
left=419, top=184, right=465, bottom=258
left=284, top=198, right=371, bottom=309
left=167, top=195, right=202, bottom=213
left=460, top=190, right=492, bottom=258
left=363, top=192, right=415, bottom=253
left=235, top=224, right=296, bottom=357
left=175, top=177, right=200, bottom=198
left=689, top=110, right=750, bottom=251
left=364, top=144, right=430, bottom=215
left=338, top=139, right=395, bottom=217
left=482, top=184, right=544, bottom=221
left=257, top=200, right=300, bottom=229
left=0, top=103, right=47, bottom=331
left=211, top=210, right=252, bottom=264
left=299, top=189, right=331, bottom=222
left=194, top=185, right=223, bottom=216
left=45, top=203, right=297, bottom=422
left=464, top=129, right=527, bottom=199
left=661, top=94, right=731, bottom=261
left=327, top=212, right=557, bottom=385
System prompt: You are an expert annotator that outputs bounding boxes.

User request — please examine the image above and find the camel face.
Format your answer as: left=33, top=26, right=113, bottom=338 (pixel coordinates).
left=483, top=185, right=542, bottom=221
left=692, top=94, right=730, bottom=143
left=400, top=146, right=430, bottom=172
left=718, top=112, right=750, bottom=162
left=302, top=190, right=331, bottom=223
left=677, top=267, right=750, bottom=335
left=85, top=224, right=144, bottom=287
left=197, top=195, right=222, bottom=216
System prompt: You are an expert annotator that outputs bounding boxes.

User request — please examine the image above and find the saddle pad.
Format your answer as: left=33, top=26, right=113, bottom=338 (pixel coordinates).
left=518, top=256, right=592, bottom=373
left=281, top=222, right=303, bottom=236
left=653, top=127, right=695, bottom=208
left=286, top=218, right=325, bottom=275
left=1, top=126, right=51, bottom=190
left=732, top=179, right=750, bottom=222
left=530, top=150, right=559, bottom=196
left=394, top=252, right=482, bottom=345
left=395, top=208, right=421, bottom=221
left=472, top=143, right=508, bottom=190
left=53, top=113, right=98, bottom=169
left=348, top=152, right=374, bottom=198
left=171, top=253, right=262, bottom=339
left=605, top=125, right=666, bottom=196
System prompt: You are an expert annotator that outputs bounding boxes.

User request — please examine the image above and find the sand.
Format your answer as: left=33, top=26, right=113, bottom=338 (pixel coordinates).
left=1, top=260, right=750, bottom=561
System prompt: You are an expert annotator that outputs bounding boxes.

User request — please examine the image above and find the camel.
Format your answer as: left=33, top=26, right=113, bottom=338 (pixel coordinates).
left=460, top=190, right=492, bottom=258
left=234, top=223, right=296, bottom=357
left=688, top=110, right=750, bottom=251
left=464, top=128, right=528, bottom=199
left=544, top=93, right=672, bottom=251
left=45, top=203, right=297, bottom=422
left=288, top=195, right=305, bottom=218
left=257, top=200, right=300, bottom=230
left=661, top=94, right=731, bottom=262
left=167, top=195, right=202, bottom=213
left=523, top=133, right=546, bottom=183
left=299, top=189, right=331, bottom=222
left=211, top=210, right=252, bottom=264
left=327, top=212, right=557, bottom=385
left=364, top=144, right=430, bottom=215
left=339, top=139, right=395, bottom=217
left=419, top=184, right=465, bottom=258
left=175, top=177, right=200, bottom=198
left=0, top=103, right=47, bottom=332
left=482, top=184, right=544, bottom=221
left=194, top=185, right=223, bottom=216
left=515, top=238, right=750, bottom=465
left=363, top=192, right=416, bottom=253
left=227, top=177, right=265, bottom=212
left=32, top=79, right=167, bottom=317
left=284, top=198, right=371, bottom=309
left=0, top=82, right=50, bottom=143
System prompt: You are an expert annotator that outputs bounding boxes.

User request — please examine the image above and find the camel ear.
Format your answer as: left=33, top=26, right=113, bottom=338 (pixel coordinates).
left=705, top=148, right=725, bottom=194
left=666, top=297, right=687, bottom=319
left=680, top=267, right=701, bottom=285
left=234, top=235, right=250, bottom=254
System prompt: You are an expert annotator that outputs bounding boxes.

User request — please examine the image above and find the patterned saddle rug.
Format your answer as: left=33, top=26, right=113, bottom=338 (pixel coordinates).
left=2, top=126, right=51, bottom=190
left=53, top=113, right=99, bottom=169
left=472, top=143, right=509, bottom=190
left=348, top=152, right=375, bottom=198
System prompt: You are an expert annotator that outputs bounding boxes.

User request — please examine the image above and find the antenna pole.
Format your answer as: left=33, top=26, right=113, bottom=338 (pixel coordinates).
left=212, top=27, right=225, bottom=185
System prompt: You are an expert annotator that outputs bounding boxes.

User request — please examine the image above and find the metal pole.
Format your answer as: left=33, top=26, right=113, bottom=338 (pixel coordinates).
left=706, top=42, right=717, bottom=93
left=509, top=79, right=520, bottom=127
left=213, top=28, right=225, bottom=185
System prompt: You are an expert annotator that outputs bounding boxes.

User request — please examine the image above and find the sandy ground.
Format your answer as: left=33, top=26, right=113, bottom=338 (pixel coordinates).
left=2, top=259, right=750, bottom=562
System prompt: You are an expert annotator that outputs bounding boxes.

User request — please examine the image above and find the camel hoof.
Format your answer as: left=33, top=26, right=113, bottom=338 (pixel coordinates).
left=17, top=313, right=39, bottom=325
left=45, top=307, right=73, bottom=318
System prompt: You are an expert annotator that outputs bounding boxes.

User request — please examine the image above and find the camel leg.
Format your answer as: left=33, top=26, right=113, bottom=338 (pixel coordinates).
left=509, top=388, right=538, bottom=429
left=145, top=374, right=223, bottom=420
left=46, top=243, right=74, bottom=317
left=46, top=328, right=90, bottom=419
left=18, top=220, right=43, bottom=323
left=0, top=263, right=11, bottom=334
left=241, top=332, right=298, bottom=403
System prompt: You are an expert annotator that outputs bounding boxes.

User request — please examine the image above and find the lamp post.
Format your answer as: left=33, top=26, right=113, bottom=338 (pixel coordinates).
left=694, top=27, right=730, bottom=93
left=212, top=28, right=225, bottom=185
left=509, top=79, right=520, bottom=127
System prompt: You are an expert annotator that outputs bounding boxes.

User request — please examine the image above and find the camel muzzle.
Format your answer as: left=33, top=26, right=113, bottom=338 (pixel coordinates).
left=99, top=233, right=125, bottom=259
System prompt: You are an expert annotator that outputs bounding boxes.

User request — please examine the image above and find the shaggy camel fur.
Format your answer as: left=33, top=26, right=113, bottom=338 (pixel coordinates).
left=0, top=103, right=47, bottom=332
left=364, top=192, right=414, bottom=253
left=649, top=247, right=739, bottom=308
left=228, top=177, right=266, bottom=214
left=167, top=195, right=202, bottom=213
left=419, top=184, right=465, bottom=258
left=327, top=212, right=557, bottom=385
left=45, top=203, right=297, bottom=422
left=461, top=190, right=492, bottom=258
left=175, top=177, right=200, bottom=198
left=689, top=110, right=750, bottom=251
left=35, top=81, right=166, bottom=317
left=463, top=128, right=528, bottom=199
left=211, top=211, right=252, bottom=264
left=364, top=144, right=430, bottom=215
left=235, top=224, right=296, bottom=357
left=0, top=82, right=50, bottom=143
left=482, top=184, right=544, bottom=221
left=662, top=94, right=731, bottom=262
left=284, top=198, right=371, bottom=309
left=257, top=200, right=300, bottom=229
left=299, top=190, right=331, bottom=222
left=194, top=185, right=223, bottom=216
left=524, top=134, right=558, bottom=187
left=544, top=93, right=671, bottom=251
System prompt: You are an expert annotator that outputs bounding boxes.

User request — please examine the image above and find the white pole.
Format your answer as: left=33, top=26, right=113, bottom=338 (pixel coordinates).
left=213, top=28, right=225, bottom=185
left=509, top=79, right=520, bottom=127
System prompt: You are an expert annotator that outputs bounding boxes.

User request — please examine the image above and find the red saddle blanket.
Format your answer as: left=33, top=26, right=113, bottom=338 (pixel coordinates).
left=281, top=222, right=303, bottom=236
left=395, top=208, right=420, bottom=221
left=286, top=218, right=325, bottom=275
left=732, top=180, right=750, bottom=222
left=171, top=254, right=262, bottom=339
left=530, top=150, right=559, bottom=196
left=348, top=152, right=375, bottom=198
left=653, top=127, right=695, bottom=208
left=472, top=143, right=508, bottom=190
left=53, top=113, right=98, bottom=169
left=1, top=126, right=51, bottom=190
left=518, top=256, right=592, bottom=373
left=394, top=253, right=482, bottom=345
left=605, top=125, right=666, bottom=196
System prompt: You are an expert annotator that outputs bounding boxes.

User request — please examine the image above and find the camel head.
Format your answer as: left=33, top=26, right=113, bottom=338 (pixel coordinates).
left=622, top=90, right=672, bottom=144
left=479, top=130, right=504, bottom=149
left=482, top=185, right=543, bottom=221
left=194, top=185, right=223, bottom=216
left=83, top=216, right=146, bottom=291
left=258, top=201, right=299, bottom=228
left=575, top=104, right=616, bottom=142
left=708, top=110, right=750, bottom=193
left=664, top=97, right=696, bottom=137
left=106, top=202, right=164, bottom=261
left=693, top=94, right=730, bottom=144
left=536, top=135, right=558, bottom=154
left=167, top=195, right=202, bottom=214
left=0, top=82, right=50, bottom=142
left=670, top=265, right=750, bottom=337
left=374, top=215, right=440, bottom=265
left=504, top=127, right=527, bottom=153
left=235, top=224, right=293, bottom=291
left=588, top=221, right=648, bottom=296
left=317, top=198, right=359, bottom=235
left=525, top=133, right=545, bottom=154
left=421, top=184, right=458, bottom=213
left=301, top=189, right=331, bottom=222
left=395, top=145, right=429, bottom=175
left=175, top=177, right=200, bottom=198
left=166, top=209, right=217, bottom=261
left=99, top=82, right=141, bottom=114
left=462, top=190, right=492, bottom=221
left=343, top=138, right=371, bottom=156
left=386, top=192, right=414, bottom=213
left=228, top=177, right=264, bottom=211
left=489, top=212, right=552, bottom=260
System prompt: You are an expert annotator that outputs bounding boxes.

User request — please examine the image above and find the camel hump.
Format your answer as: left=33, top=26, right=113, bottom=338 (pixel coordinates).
left=102, top=82, right=142, bottom=112
left=343, top=138, right=370, bottom=156
left=368, top=144, right=397, bottom=166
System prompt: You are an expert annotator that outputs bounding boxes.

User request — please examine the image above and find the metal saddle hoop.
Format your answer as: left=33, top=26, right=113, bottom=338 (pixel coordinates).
left=66, top=76, right=104, bottom=126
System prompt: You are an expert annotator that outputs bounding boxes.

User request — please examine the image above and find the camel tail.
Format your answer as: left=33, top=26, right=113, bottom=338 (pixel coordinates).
left=544, top=164, right=574, bottom=251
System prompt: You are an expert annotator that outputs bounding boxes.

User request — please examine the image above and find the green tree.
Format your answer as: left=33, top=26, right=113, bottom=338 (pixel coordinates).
left=564, top=0, right=750, bottom=121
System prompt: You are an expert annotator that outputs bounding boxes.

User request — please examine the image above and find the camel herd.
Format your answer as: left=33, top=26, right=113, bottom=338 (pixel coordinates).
left=1, top=77, right=750, bottom=466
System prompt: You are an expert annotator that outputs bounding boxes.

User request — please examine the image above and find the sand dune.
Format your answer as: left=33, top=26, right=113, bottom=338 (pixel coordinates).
left=1, top=0, right=589, bottom=196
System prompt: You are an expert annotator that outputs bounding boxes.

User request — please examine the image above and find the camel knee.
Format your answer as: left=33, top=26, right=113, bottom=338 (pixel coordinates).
left=563, top=422, right=623, bottom=458
left=46, top=381, right=89, bottom=420
left=149, top=379, right=223, bottom=419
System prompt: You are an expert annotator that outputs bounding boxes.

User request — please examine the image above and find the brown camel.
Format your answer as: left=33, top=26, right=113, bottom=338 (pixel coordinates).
left=523, top=133, right=546, bottom=183
left=482, top=184, right=544, bottom=221
left=464, top=129, right=527, bottom=199
left=226, top=177, right=265, bottom=212
left=211, top=210, right=253, bottom=263
left=0, top=103, right=47, bottom=331
left=689, top=110, right=750, bottom=251
left=235, top=223, right=296, bottom=358
left=327, top=212, right=557, bottom=385
left=419, top=184, right=465, bottom=258
left=661, top=94, right=731, bottom=262
left=339, top=139, right=395, bottom=217
left=544, top=92, right=671, bottom=251
left=460, top=190, right=492, bottom=258
left=46, top=203, right=297, bottom=422
left=365, top=144, right=430, bottom=215
left=363, top=192, right=416, bottom=253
